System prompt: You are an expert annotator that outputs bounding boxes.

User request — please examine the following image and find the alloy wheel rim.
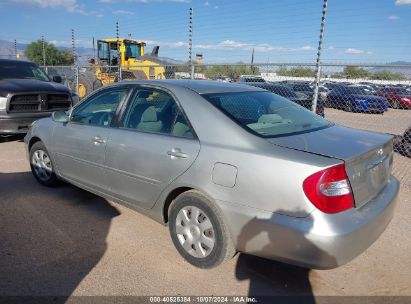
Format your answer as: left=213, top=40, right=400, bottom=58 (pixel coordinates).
left=78, top=83, right=87, bottom=98
left=32, top=149, right=52, bottom=181
left=175, top=206, right=215, bottom=258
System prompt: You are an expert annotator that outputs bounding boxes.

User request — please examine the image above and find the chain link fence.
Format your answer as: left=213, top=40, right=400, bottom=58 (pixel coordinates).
left=44, top=63, right=411, bottom=187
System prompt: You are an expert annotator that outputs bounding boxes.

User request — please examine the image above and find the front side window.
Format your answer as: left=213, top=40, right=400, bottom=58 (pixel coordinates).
left=121, top=88, right=194, bottom=138
left=203, top=91, right=331, bottom=138
left=71, top=87, right=128, bottom=127
left=125, top=42, right=141, bottom=58
left=98, top=41, right=110, bottom=60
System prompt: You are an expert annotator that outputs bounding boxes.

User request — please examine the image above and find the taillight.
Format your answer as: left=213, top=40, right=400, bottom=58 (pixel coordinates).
left=303, top=163, right=354, bottom=214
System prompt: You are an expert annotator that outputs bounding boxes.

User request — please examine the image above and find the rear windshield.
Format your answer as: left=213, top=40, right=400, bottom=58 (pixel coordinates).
left=203, top=91, right=331, bottom=138
left=0, top=61, right=50, bottom=81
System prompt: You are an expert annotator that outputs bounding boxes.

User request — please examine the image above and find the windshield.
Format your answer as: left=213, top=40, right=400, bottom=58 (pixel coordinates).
left=203, top=91, right=331, bottom=138
left=0, top=61, right=50, bottom=81
left=392, top=88, right=410, bottom=95
left=345, top=87, right=373, bottom=95
left=291, top=84, right=313, bottom=91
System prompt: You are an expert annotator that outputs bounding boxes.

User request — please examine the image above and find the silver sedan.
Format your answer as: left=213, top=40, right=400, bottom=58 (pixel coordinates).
left=24, top=80, right=399, bottom=269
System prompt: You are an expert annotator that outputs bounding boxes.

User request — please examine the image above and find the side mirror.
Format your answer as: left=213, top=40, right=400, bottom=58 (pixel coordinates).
left=52, top=111, right=69, bottom=123
left=52, top=75, right=62, bottom=83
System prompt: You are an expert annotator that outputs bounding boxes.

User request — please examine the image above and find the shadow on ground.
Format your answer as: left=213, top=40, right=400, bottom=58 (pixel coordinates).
left=234, top=211, right=337, bottom=303
left=0, top=134, right=25, bottom=143
left=0, top=171, right=120, bottom=298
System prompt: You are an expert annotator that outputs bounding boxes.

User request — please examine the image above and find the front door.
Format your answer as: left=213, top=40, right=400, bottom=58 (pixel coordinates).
left=104, top=86, right=200, bottom=209
left=52, top=86, right=129, bottom=192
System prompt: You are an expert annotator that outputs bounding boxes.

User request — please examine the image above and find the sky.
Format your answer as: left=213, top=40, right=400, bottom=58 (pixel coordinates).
left=0, top=0, right=410, bottom=64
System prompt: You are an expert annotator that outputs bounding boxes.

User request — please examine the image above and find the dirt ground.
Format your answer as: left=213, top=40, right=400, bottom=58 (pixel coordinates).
left=0, top=136, right=410, bottom=301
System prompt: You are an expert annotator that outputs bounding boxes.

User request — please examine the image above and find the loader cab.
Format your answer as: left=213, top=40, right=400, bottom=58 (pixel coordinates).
left=97, top=39, right=145, bottom=66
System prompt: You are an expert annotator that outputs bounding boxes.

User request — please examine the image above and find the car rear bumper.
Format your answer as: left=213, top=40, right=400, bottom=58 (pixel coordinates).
left=0, top=113, right=52, bottom=134
left=219, top=176, right=399, bottom=269
left=352, top=101, right=388, bottom=112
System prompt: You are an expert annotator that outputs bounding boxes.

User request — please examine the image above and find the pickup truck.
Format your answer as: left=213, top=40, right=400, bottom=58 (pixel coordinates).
left=0, top=59, right=77, bottom=134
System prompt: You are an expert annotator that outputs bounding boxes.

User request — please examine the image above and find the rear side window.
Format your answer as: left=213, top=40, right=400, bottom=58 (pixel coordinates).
left=120, top=88, right=194, bottom=139
left=203, top=91, right=331, bottom=138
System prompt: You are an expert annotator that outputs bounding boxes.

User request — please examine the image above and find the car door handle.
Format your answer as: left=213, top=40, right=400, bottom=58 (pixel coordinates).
left=92, top=136, right=106, bottom=144
left=167, top=148, right=188, bottom=159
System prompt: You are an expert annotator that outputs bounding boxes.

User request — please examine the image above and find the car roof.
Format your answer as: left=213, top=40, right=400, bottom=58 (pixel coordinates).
left=118, top=79, right=267, bottom=94
left=0, top=59, right=33, bottom=64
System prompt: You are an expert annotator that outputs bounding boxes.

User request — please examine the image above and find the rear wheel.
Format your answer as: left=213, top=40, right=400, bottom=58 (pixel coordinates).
left=30, top=141, right=59, bottom=187
left=401, top=141, right=411, bottom=158
left=392, top=100, right=399, bottom=109
left=169, top=190, right=235, bottom=268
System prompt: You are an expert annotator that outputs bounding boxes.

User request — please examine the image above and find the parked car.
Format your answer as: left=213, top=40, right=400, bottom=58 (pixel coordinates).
left=238, top=75, right=265, bottom=83
left=327, top=85, right=389, bottom=113
left=245, top=82, right=324, bottom=116
left=25, top=80, right=399, bottom=269
left=398, top=126, right=411, bottom=158
left=377, top=87, right=411, bottom=109
left=285, top=82, right=314, bottom=98
left=0, top=59, right=78, bottom=134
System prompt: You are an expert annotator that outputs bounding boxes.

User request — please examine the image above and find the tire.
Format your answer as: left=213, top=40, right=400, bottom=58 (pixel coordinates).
left=93, top=79, right=103, bottom=91
left=29, top=141, right=60, bottom=187
left=392, top=100, right=399, bottom=109
left=169, top=190, right=236, bottom=268
left=77, top=75, right=94, bottom=99
left=345, top=102, right=353, bottom=112
left=401, top=141, right=411, bottom=158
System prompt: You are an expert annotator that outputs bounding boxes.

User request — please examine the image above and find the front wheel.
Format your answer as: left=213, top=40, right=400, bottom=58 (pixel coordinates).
left=345, top=102, right=353, bottom=112
left=169, top=190, right=235, bottom=268
left=30, top=141, right=60, bottom=187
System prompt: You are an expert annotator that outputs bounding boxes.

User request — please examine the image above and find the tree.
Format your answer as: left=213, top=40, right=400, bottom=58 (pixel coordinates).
left=370, top=70, right=406, bottom=81
left=276, top=66, right=316, bottom=77
left=24, top=40, right=74, bottom=66
left=333, top=66, right=369, bottom=79
left=204, top=62, right=259, bottom=80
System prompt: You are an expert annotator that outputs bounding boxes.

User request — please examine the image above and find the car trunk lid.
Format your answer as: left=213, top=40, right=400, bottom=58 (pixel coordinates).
left=267, top=125, right=394, bottom=208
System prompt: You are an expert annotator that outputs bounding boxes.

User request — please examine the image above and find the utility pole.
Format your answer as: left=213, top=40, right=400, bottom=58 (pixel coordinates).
left=189, top=7, right=194, bottom=79
left=93, top=37, right=96, bottom=61
left=312, top=0, right=328, bottom=113
left=41, top=36, right=46, bottom=66
left=116, top=21, right=121, bottom=81
left=71, top=29, right=76, bottom=65
left=71, top=29, right=78, bottom=95
left=14, top=40, right=18, bottom=59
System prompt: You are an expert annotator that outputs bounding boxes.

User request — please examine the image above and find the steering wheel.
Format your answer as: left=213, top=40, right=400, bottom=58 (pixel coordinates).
left=98, top=112, right=113, bottom=127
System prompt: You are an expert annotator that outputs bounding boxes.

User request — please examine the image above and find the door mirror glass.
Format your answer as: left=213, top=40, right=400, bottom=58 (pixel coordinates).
left=52, top=111, right=69, bottom=123
left=52, top=75, right=62, bottom=83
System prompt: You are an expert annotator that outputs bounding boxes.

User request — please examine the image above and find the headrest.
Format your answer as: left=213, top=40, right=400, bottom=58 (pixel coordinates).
left=258, top=114, right=283, bottom=124
left=141, top=106, right=158, bottom=122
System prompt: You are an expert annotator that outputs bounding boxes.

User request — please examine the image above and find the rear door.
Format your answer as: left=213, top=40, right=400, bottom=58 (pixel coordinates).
left=52, top=86, right=129, bottom=192
left=104, top=86, right=200, bottom=209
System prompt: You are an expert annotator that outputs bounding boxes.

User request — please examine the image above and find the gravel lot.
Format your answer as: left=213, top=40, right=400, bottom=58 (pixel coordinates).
left=325, top=108, right=410, bottom=136
left=0, top=135, right=410, bottom=300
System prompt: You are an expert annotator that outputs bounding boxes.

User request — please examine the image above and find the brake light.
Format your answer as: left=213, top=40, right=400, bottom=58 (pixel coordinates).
left=303, top=163, right=354, bottom=214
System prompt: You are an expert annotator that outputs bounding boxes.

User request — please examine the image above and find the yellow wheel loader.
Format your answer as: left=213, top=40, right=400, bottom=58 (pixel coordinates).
left=77, top=38, right=166, bottom=99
